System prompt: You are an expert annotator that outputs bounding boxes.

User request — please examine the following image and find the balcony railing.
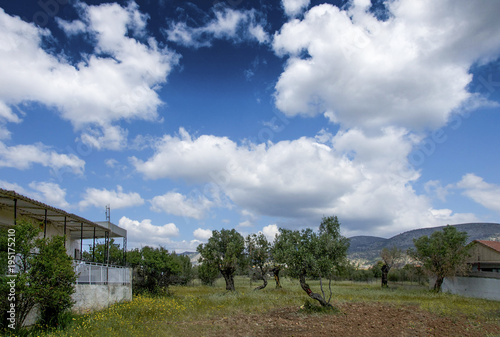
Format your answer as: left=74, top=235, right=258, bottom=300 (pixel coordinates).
left=73, top=261, right=131, bottom=285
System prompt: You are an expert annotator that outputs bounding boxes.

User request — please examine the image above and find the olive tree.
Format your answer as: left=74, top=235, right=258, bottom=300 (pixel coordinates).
left=380, top=246, right=402, bottom=287
left=197, top=229, right=245, bottom=291
left=273, top=216, right=350, bottom=307
left=408, top=225, right=469, bottom=292
left=246, top=233, right=271, bottom=291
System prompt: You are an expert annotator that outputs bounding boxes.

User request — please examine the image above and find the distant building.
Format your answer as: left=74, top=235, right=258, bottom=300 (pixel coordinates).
left=466, top=240, right=500, bottom=274
left=430, top=239, right=500, bottom=302
left=0, top=188, right=132, bottom=325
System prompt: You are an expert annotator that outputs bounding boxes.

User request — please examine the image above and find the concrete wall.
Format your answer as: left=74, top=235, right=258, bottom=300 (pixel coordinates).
left=22, top=284, right=132, bottom=326
left=432, top=276, right=500, bottom=301
left=72, top=284, right=133, bottom=314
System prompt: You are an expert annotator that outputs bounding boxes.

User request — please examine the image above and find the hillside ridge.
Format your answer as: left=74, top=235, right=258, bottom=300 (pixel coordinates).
left=348, top=222, right=500, bottom=267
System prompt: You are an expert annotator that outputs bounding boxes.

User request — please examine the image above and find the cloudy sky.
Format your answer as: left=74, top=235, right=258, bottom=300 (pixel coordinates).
left=1, top=0, right=500, bottom=251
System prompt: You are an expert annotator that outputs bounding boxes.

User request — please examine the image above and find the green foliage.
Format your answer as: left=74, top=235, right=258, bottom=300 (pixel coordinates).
left=82, top=238, right=124, bottom=265
left=246, top=233, right=270, bottom=289
left=0, top=220, right=76, bottom=331
left=197, top=263, right=219, bottom=286
left=31, top=235, right=77, bottom=327
left=246, top=233, right=270, bottom=269
left=387, top=265, right=427, bottom=285
left=370, top=261, right=384, bottom=278
left=408, top=225, right=470, bottom=292
left=336, top=262, right=377, bottom=282
left=127, top=246, right=183, bottom=295
left=197, top=229, right=245, bottom=291
left=169, top=254, right=194, bottom=285
left=273, top=216, right=350, bottom=280
left=272, top=216, right=350, bottom=306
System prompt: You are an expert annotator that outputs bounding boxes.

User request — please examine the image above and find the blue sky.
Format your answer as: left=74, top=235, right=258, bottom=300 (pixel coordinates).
left=1, top=0, right=500, bottom=251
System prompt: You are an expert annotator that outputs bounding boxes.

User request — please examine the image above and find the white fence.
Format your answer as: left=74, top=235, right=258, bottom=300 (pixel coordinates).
left=73, top=261, right=131, bottom=285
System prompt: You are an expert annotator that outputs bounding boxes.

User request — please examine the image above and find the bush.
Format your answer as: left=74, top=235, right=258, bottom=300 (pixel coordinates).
left=127, top=246, right=184, bottom=295
left=198, top=262, right=219, bottom=286
left=0, top=220, right=76, bottom=331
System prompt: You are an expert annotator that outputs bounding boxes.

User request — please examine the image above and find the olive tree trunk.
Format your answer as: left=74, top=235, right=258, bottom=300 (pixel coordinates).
left=381, top=264, right=390, bottom=288
left=299, top=273, right=332, bottom=307
left=221, top=269, right=236, bottom=291
left=272, top=266, right=281, bottom=288
left=253, top=266, right=268, bottom=291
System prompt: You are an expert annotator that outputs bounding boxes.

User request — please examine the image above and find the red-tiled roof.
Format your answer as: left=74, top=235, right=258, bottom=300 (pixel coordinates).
left=475, top=240, right=500, bottom=253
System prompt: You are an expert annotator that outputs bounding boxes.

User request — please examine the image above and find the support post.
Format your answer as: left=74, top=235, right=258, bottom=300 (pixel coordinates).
left=80, top=223, right=83, bottom=260
left=44, top=209, right=47, bottom=238
left=104, top=231, right=110, bottom=265
left=123, top=235, right=127, bottom=266
left=63, top=216, right=67, bottom=248
left=92, top=227, right=96, bottom=262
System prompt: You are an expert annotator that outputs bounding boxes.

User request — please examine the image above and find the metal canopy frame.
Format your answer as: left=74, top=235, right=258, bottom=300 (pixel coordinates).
left=0, top=188, right=126, bottom=241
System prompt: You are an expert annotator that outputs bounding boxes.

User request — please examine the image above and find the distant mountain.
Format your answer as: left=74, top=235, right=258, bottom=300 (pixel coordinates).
left=348, top=223, right=500, bottom=267
left=180, top=251, right=201, bottom=266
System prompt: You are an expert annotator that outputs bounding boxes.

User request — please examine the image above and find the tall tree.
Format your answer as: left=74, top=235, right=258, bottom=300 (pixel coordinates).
left=380, top=246, right=402, bottom=287
left=273, top=216, right=350, bottom=307
left=127, top=246, right=182, bottom=295
left=246, top=233, right=270, bottom=291
left=197, top=229, right=245, bottom=291
left=408, top=225, right=470, bottom=292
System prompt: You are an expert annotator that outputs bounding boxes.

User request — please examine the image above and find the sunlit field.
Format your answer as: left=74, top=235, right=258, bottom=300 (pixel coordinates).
left=21, top=277, right=500, bottom=337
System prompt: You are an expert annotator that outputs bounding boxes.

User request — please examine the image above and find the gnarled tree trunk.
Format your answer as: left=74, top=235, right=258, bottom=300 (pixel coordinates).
left=381, top=264, right=390, bottom=287
left=221, top=268, right=235, bottom=291
left=253, top=266, right=268, bottom=291
left=299, top=273, right=332, bottom=307
left=272, top=266, right=281, bottom=288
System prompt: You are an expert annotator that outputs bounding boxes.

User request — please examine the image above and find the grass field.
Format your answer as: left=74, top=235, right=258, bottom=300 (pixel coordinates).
left=15, top=277, right=500, bottom=337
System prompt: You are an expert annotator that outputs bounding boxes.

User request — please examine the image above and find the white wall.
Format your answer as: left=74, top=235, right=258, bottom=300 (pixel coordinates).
left=433, top=276, right=500, bottom=301
left=72, top=284, right=133, bottom=313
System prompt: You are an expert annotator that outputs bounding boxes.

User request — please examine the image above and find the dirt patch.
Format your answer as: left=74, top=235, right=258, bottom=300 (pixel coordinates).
left=178, top=302, right=499, bottom=337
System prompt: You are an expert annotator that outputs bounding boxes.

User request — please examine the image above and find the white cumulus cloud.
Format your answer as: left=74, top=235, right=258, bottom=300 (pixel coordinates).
left=261, top=224, right=279, bottom=243
left=29, top=181, right=70, bottom=209
left=0, top=2, right=178, bottom=150
left=273, top=0, right=500, bottom=132
left=118, top=216, right=180, bottom=248
left=79, top=185, right=144, bottom=210
left=193, top=228, right=212, bottom=241
left=282, top=0, right=310, bottom=17
left=132, top=128, right=474, bottom=237
left=165, top=7, right=269, bottom=48
left=0, top=142, right=85, bottom=175
left=150, top=191, right=214, bottom=220
left=456, top=174, right=500, bottom=213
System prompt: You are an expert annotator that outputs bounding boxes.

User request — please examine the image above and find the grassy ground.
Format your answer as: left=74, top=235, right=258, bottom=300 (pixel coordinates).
left=13, top=277, right=500, bottom=337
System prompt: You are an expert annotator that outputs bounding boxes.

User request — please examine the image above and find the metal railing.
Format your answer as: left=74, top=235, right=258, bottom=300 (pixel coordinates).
left=73, top=261, right=131, bottom=285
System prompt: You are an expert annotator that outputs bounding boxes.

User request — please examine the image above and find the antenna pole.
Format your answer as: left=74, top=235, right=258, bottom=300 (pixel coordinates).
left=105, top=204, right=110, bottom=222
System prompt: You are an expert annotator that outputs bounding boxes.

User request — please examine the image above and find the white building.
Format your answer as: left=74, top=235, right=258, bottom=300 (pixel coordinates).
left=0, top=188, right=132, bottom=324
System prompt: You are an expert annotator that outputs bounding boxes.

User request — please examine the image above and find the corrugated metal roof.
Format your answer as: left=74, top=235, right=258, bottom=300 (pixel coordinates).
left=0, top=188, right=125, bottom=239
left=475, top=240, right=500, bottom=253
